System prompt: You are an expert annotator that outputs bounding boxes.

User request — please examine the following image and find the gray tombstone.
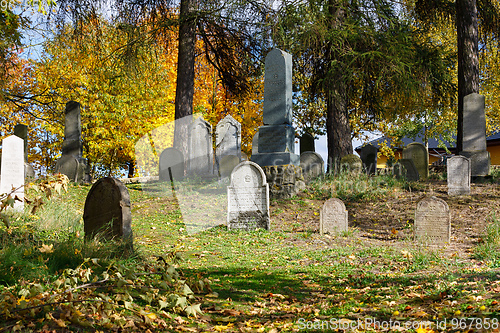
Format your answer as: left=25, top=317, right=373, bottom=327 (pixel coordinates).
left=55, top=101, right=87, bottom=182
left=340, top=154, right=363, bottom=174
left=0, top=135, right=25, bottom=211
left=396, top=159, right=420, bottom=181
left=447, top=155, right=471, bottom=195
left=414, top=196, right=451, bottom=245
left=300, top=151, right=324, bottom=183
left=13, top=124, right=35, bottom=179
left=251, top=49, right=299, bottom=167
left=219, top=155, right=240, bottom=179
left=359, top=144, right=378, bottom=175
left=159, top=147, right=185, bottom=182
left=402, top=142, right=429, bottom=180
left=252, top=131, right=259, bottom=154
left=300, top=133, right=315, bottom=154
left=189, top=117, right=214, bottom=176
left=216, top=115, right=241, bottom=166
left=320, top=198, right=348, bottom=235
left=227, top=161, right=270, bottom=230
left=460, top=93, right=490, bottom=176
left=83, top=177, right=132, bottom=243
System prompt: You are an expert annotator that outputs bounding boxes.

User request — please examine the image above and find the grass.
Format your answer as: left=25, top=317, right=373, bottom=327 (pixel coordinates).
left=1, top=175, right=500, bottom=332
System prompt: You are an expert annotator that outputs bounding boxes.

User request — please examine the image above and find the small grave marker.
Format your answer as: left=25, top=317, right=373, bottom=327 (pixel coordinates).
left=159, top=148, right=184, bottom=181
left=320, top=198, right=348, bottom=235
left=402, top=142, right=429, bottom=179
left=300, top=152, right=324, bottom=183
left=414, top=196, right=450, bottom=245
left=447, top=156, right=471, bottom=195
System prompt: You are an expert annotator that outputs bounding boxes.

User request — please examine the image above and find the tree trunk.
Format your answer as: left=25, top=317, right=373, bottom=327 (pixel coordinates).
left=326, top=0, right=353, bottom=173
left=174, top=0, right=196, bottom=158
left=456, top=0, right=479, bottom=153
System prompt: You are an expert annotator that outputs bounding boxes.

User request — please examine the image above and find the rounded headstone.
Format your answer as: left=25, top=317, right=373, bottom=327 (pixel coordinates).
left=320, top=198, right=348, bottom=235
left=83, top=177, right=132, bottom=241
left=340, top=154, right=363, bottom=174
left=300, top=151, right=324, bottom=182
left=159, top=147, right=185, bottom=181
left=402, top=142, right=429, bottom=179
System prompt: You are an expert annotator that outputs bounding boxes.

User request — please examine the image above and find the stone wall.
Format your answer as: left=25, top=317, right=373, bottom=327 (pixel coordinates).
left=262, top=165, right=305, bottom=199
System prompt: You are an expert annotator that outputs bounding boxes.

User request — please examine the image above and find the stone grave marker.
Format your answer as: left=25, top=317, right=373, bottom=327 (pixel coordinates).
left=227, top=161, right=270, bottom=230
left=447, top=155, right=471, bottom=195
left=219, top=155, right=240, bottom=179
left=83, top=177, right=132, bottom=243
left=359, top=144, right=378, bottom=175
left=0, top=135, right=25, bottom=210
left=252, top=131, right=259, bottom=154
left=396, top=159, right=420, bottom=181
left=460, top=93, right=490, bottom=176
left=300, top=151, right=324, bottom=183
left=189, top=117, right=214, bottom=176
left=159, top=147, right=185, bottom=182
left=414, top=196, right=450, bottom=245
left=320, top=198, right=348, bottom=235
left=402, top=142, right=428, bottom=179
left=13, top=124, right=35, bottom=178
left=216, top=115, right=241, bottom=165
left=340, top=154, right=363, bottom=174
left=300, top=133, right=315, bottom=154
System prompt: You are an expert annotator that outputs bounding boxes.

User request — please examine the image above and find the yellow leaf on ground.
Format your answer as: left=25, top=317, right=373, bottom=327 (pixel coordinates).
left=38, top=244, right=54, bottom=253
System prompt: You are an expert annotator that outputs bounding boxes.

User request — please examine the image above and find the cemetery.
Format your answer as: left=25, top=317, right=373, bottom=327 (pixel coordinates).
left=1, top=1, right=500, bottom=332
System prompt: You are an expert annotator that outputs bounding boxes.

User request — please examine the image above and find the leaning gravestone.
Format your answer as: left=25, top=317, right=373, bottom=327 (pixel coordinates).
left=159, top=147, right=185, bottom=182
left=55, top=101, right=88, bottom=182
left=414, top=196, right=450, bottom=245
left=396, top=159, right=420, bottom=181
left=402, top=142, right=428, bottom=180
left=300, top=133, right=315, bottom=154
left=216, top=115, right=241, bottom=166
left=460, top=93, right=490, bottom=176
left=300, top=151, right=324, bottom=183
left=227, top=161, right=270, bottom=230
left=83, top=177, right=132, bottom=243
left=188, top=117, right=214, bottom=176
left=219, top=155, right=240, bottom=179
left=447, top=155, right=471, bottom=195
left=320, top=198, right=348, bottom=235
left=251, top=48, right=299, bottom=166
left=340, top=154, right=363, bottom=174
left=359, top=144, right=378, bottom=175
left=0, top=135, right=25, bottom=211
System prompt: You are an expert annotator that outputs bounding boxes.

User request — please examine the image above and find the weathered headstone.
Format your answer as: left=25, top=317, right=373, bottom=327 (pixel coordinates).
left=395, top=159, right=420, bottom=181
left=447, top=155, right=471, bottom=195
left=0, top=135, right=25, bottom=210
left=402, top=142, right=429, bottom=179
left=13, top=124, right=35, bottom=179
left=300, top=151, right=324, bottom=183
left=300, top=133, right=315, bottom=154
left=159, top=147, right=185, bottom=182
left=414, top=196, right=450, bottom=245
left=359, top=144, right=378, bottom=175
left=189, top=117, right=214, bottom=176
left=460, top=93, right=490, bottom=176
left=227, top=161, right=270, bottom=230
left=251, top=49, right=299, bottom=167
left=219, top=155, right=240, bottom=179
left=55, top=101, right=87, bottom=182
left=340, top=154, right=363, bottom=174
left=83, top=177, right=132, bottom=242
left=216, top=115, right=241, bottom=168
left=320, top=198, right=348, bottom=235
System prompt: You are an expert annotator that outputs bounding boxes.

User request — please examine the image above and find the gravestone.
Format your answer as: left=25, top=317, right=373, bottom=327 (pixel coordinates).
left=359, top=144, right=378, bottom=175
left=414, top=196, right=450, bottom=245
left=0, top=135, right=25, bottom=210
left=402, top=143, right=428, bottom=180
left=216, top=115, right=241, bottom=167
left=188, top=117, right=214, bottom=176
left=447, top=155, right=471, bottom=195
left=219, top=155, right=240, bottom=179
left=320, top=198, right=348, bottom=235
left=395, top=159, right=420, bottom=181
left=55, top=101, right=87, bottom=182
left=300, top=152, right=324, bottom=183
left=300, top=133, right=315, bottom=154
left=252, top=132, right=259, bottom=154
left=460, top=93, right=490, bottom=176
left=13, top=124, right=35, bottom=179
left=227, top=161, right=270, bottom=230
left=251, top=49, right=299, bottom=167
left=83, top=177, right=132, bottom=243
left=159, top=147, right=185, bottom=182
left=340, top=154, right=362, bottom=174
